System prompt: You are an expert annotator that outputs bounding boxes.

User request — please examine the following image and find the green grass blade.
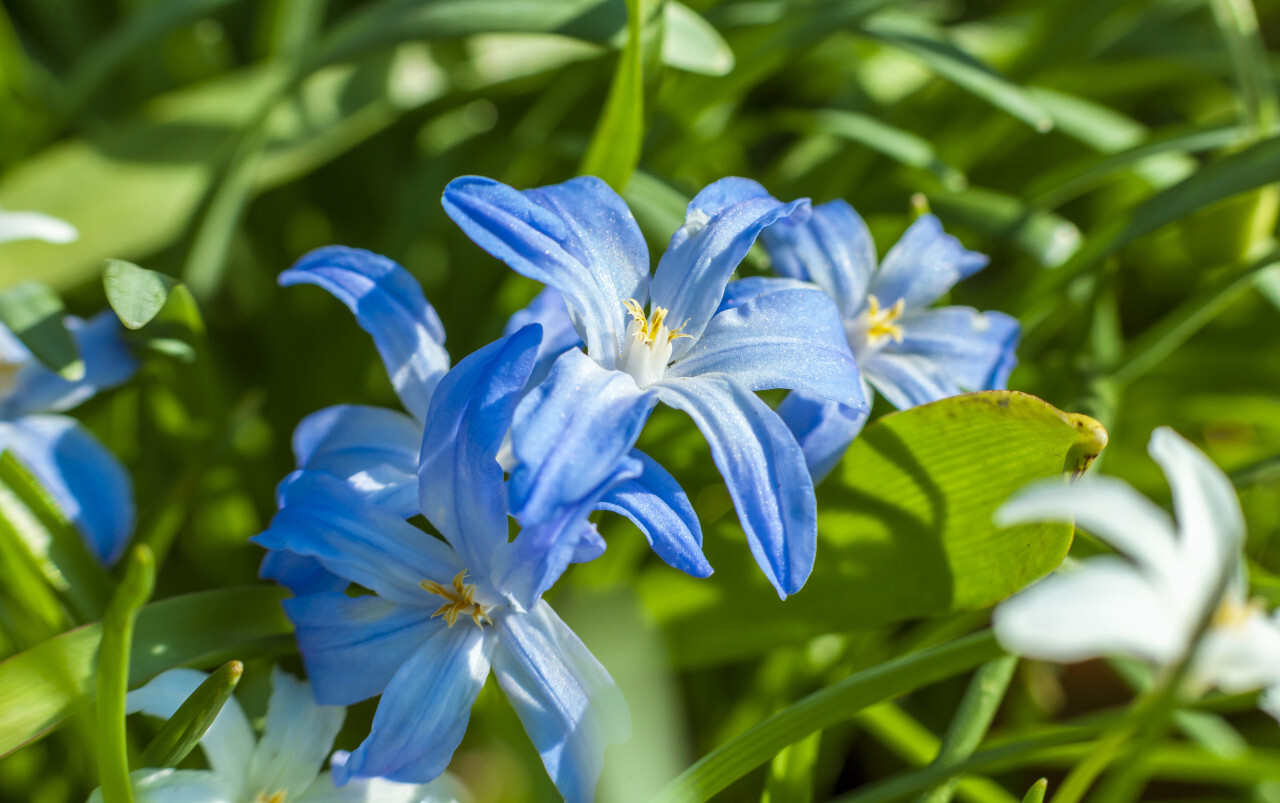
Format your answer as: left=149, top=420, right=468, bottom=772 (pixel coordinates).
left=651, top=631, right=1004, bottom=803
left=580, top=0, right=645, bottom=188
left=96, top=545, right=155, bottom=803
left=1022, top=780, right=1047, bottom=803
left=138, top=660, right=243, bottom=769
left=796, top=110, right=966, bottom=190
left=1209, top=0, right=1276, bottom=136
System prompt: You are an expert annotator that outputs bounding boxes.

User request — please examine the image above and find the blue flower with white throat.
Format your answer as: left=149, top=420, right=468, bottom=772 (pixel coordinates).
left=87, top=667, right=466, bottom=803
left=994, top=428, right=1280, bottom=718
left=254, top=325, right=631, bottom=801
left=443, top=175, right=866, bottom=598
left=756, top=202, right=1020, bottom=480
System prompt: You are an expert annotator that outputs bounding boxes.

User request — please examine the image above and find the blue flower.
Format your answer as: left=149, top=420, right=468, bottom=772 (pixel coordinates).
left=0, top=312, right=137, bottom=564
left=254, top=325, right=631, bottom=801
left=443, top=176, right=865, bottom=597
left=756, top=203, right=1021, bottom=480
left=261, top=247, right=707, bottom=594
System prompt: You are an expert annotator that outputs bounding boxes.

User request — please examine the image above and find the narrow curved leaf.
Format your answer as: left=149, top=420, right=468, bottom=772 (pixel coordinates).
left=662, top=1, right=734, bottom=76
left=139, top=660, right=243, bottom=769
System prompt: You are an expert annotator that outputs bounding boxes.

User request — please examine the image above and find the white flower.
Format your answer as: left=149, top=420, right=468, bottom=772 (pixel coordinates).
left=87, top=668, right=469, bottom=803
left=0, top=208, right=77, bottom=245
left=993, top=427, right=1280, bottom=712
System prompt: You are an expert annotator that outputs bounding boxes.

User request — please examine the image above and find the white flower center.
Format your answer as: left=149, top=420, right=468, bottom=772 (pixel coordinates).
left=254, top=791, right=286, bottom=803
left=421, top=570, right=493, bottom=628
left=847, top=294, right=905, bottom=356
left=617, top=299, right=690, bottom=388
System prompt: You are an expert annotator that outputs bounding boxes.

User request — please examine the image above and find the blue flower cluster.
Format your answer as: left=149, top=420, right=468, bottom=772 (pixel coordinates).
left=251, top=176, right=1020, bottom=801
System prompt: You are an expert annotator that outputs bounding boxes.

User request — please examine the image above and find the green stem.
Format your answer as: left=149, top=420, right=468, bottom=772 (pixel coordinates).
left=652, top=631, right=1004, bottom=803
left=97, top=545, right=156, bottom=803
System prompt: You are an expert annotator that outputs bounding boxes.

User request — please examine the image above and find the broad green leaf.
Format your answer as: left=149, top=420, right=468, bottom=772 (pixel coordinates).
left=643, top=391, right=1106, bottom=667
left=103, top=260, right=180, bottom=330
left=580, top=0, right=645, bottom=189
left=0, top=451, right=112, bottom=622
left=139, top=660, right=243, bottom=769
left=0, top=586, right=291, bottom=758
left=662, top=2, right=734, bottom=76
left=652, top=631, right=1004, bottom=803
left=0, top=281, right=82, bottom=379
left=98, top=544, right=155, bottom=803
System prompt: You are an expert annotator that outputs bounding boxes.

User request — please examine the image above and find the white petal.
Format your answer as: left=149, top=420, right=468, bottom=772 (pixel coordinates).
left=247, top=668, right=345, bottom=798
left=86, top=769, right=237, bottom=803
left=126, top=670, right=254, bottom=787
left=993, top=556, right=1184, bottom=665
left=296, top=756, right=470, bottom=803
left=1259, top=684, right=1280, bottom=723
left=1195, top=610, right=1280, bottom=694
left=0, top=209, right=78, bottom=244
left=995, top=476, right=1179, bottom=580
left=1148, top=427, right=1245, bottom=594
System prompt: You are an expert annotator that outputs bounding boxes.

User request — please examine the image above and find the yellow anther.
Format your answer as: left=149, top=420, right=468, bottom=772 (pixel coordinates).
left=1213, top=597, right=1264, bottom=629
left=865, top=295, right=906, bottom=344
left=254, top=792, right=287, bottom=803
left=622, top=299, right=692, bottom=346
left=420, top=570, right=492, bottom=628
left=0, top=358, right=23, bottom=398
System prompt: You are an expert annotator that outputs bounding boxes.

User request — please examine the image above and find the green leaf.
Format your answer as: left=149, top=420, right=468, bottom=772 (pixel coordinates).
left=925, top=186, right=1081, bottom=268
left=801, top=109, right=966, bottom=191
left=662, top=2, right=734, bottom=76
left=97, top=545, right=155, bottom=803
left=138, top=660, right=243, bottom=769
left=651, top=631, right=1004, bottom=803
left=0, top=585, right=292, bottom=758
left=643, top=391, right=1106, bottom=667
left=0, top=281, right=82, bottom=379
left=1021, top=780, right=1047, bottom=803
left=103, top=260, right=181, bottom=330
left=580, top=0, right=645, bottom=188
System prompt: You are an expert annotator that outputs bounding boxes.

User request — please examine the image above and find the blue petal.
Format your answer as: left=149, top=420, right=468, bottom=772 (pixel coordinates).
left=292, top=405, right=422, bottom=518
left=281, top=247, right=450, bottom=421
left=716, top=276, right=814, bottom=314
left=885, top=307, right=1020, bottom=391
left=667, top=285, right=866, bottom=409
left=504, top=286, right=584, bottom=388
left=282, top=592, right=443, bottom=706
left=419, top=325, right=541, bottom=581
left=491, top=601, right=630, bottom=803
left=336, top=624, right=491, bottom=786
left=650, top=178, right=809, bottom=358
left=259, top=549, right=347, bottom=595
left=253, top=471, right=463, bottom=605
left=596, top=450, right=711, bottom=578
left=868, top=215, right=988, bottom=309
left=0, top=415, right=134, bottom=566
left=655, top=375, right=816, bottom=597
left=509, top=348, right=656, bottom=526
left=1, top=312, right=138, bottom=419
left=776, top=391, right=869, bottom=483
left=443, top=176, right=649, bottom=367
left=760, top=199, right=875, bottom=318
left=862, top=352, right=959, bottom=409
left=571, top=525, right=607, bottom=564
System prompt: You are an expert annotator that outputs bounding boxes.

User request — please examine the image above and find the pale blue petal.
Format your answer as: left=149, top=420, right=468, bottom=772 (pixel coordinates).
left=861, top=352, right=959, bottom=410
left=885, top=307, right=1020, bottom=391
left=303, top=758, right=470, bottom=803
left=492, top=601, right=630, bottom=803
left=595, top=450, right=711, bottom=578
left=281, top=247, right=449, bottom=421
left=284, top=593, right=444, bottom=706
left=253, top=472, right=462, bottom=605
left=508, top=348, right=655, bottom=525
left=667, top=286, right=865, bottom=408
left=504, top=286, right=583, bottom=388
left=336, top=625, right=492, bottom=786
left=654, top=375, right=816, bottom=597
left=776, top=391, right=868, bottom=482
left=0, top=415, right=134, bottom=566
left=570, top=525, right=607, bottom=564
left=419, top=326, right=541, bottom=580
left=2, top=312, right=138, bottom=419
left=87, top=769, right=237, bottom=803
left=259, top=549, right=347, bottom=596
left=760, top=199, right=875, bottom=318
left=126, top=669, right=254, bottom=782
left=716, top=276, right=814, bottom=313
left=248, top=669, right=345, bottom=796
left=293, top=405, right=422, bottom=517
left=650, top=178, right=809, bottom=358
left=442, top=176, right=648, bottom=366
left=868, top=215, right=988, bottom=309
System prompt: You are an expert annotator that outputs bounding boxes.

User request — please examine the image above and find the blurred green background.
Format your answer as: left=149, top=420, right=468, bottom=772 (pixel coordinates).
left=2, top=0, right=1280, bottom=801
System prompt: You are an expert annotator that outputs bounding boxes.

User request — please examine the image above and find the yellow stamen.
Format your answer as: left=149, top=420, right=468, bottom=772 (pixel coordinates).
left=1213, top=597, right=1264, bottom=629
left=254, top=792, right=287, bottom=803
left=865, top=295, right=906, bottom=344
left=420, top=570, right=492, bottom=628
left=623, top=298, right=692, bottom=345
